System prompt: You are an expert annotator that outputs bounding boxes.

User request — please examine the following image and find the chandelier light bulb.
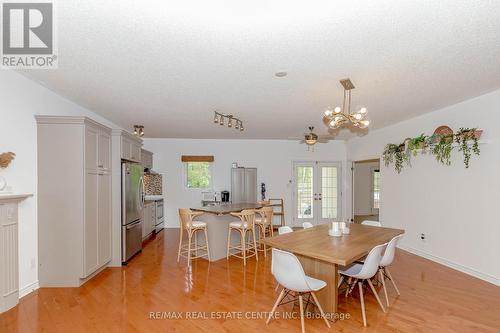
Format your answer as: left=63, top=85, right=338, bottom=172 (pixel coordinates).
left=334, top=106, right=342, bottom=113
left=359, top=107, right=367, bottom=114
left=240, top=125, right=244, bottom=131
left=235, top=121, right=240, bottom=130
left=358, top=120, right=370, bottom=128
left=354, top=113, right=362, bottom=120
left=228, top=119, right=233, bottom=128
left=214, top=114, right=219, bottom=123
left=324, top=109, right=333, bottom=117
left=219, top=117, right=224, bottom=126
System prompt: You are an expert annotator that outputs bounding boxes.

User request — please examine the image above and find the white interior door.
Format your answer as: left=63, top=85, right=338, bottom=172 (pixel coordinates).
left=317, top=162, right=342, bottom=224
left=293, top=162, right=342, bottom=226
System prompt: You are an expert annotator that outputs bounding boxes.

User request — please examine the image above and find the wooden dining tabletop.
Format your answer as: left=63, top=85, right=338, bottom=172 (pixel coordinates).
left=263, top=223, right=404, bottom=266
left=262, top=223, right=405, bottom=316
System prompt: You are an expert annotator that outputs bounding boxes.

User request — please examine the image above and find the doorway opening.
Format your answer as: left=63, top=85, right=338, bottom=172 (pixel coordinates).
left=352, top=159, right=380, bottom=224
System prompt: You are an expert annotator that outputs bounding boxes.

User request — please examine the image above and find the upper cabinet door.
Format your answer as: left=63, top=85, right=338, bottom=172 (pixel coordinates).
left=131, top=143, right=142, bottom=163
left=85, top=126, right=99, bottom=170
left=98, top=131, right=111, bottom=171
left=122, top=137, right=132, bottom=160
left=141, top=150, right=153, bottom=169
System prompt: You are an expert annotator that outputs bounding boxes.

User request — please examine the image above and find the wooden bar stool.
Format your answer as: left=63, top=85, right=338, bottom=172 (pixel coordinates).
left=226, top=209, right=258, bottom=265
left=177, top=208, right=211, bottom=265
left=255, top=206, right=274, bottom=257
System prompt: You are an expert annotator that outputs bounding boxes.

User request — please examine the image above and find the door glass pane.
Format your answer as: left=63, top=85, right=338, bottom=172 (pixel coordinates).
left=373, top=170, right=380, bottom=209
left=321, top=167, right=338, bottom=218
left=296, top=166, right=313, bottom=219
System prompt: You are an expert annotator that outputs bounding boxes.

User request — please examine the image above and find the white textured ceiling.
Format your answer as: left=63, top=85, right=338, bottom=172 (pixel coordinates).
left=22, top=0, right=500, bottom=139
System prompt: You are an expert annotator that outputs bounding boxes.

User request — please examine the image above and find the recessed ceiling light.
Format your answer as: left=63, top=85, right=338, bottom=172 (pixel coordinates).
left=275, top=71, right=288, bottom=77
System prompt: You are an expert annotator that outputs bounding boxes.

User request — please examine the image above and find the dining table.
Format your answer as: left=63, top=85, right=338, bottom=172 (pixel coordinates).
left=261, top=223, right=405, bottom=316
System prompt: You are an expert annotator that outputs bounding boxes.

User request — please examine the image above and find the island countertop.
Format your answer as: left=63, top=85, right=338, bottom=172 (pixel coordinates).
left=191, top=203, right=263, bottom=215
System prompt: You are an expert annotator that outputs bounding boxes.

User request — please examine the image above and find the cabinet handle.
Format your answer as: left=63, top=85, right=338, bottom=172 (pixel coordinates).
left=98, top=165, right=103, bottom=168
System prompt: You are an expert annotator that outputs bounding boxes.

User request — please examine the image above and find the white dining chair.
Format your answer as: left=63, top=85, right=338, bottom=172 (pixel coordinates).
left=278, top=226, right=293, bottom=235
left=361, top=220, right=382, bottom=227
left=378, top=234, right=403, bottom=306
left=302, top=222, right=313, bottom=229
left=338, top=243, right=387, bottom=327
left=267, top=248, right=331, bottom=333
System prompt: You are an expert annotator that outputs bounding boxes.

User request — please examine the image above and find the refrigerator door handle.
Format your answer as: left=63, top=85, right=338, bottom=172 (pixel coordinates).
left=138, top=176, right=145, bottom=209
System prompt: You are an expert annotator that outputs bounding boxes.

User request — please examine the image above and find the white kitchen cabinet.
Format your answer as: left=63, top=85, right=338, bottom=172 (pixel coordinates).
left=117, top=131, right=143, bottom=163
left=142, top=202, right=156, bottom=240
left=141, top=149, right=153, bottom=170
left=36, top=116, right=112, bottom=287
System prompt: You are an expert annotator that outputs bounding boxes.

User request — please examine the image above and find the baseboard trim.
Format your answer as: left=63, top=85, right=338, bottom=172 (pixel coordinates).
left=19, top=280, right=39, bottom=298
left=398, top=245, right=500, bottom=286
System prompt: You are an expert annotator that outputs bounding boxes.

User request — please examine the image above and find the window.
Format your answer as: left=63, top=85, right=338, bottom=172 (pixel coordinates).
left=372, top=169, right=380, bottom=210
left=185, top=162, right=212, bottom=189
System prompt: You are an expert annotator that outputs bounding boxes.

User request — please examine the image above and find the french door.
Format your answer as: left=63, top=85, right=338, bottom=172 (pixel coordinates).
left=293, top=161, right=342, bottom=226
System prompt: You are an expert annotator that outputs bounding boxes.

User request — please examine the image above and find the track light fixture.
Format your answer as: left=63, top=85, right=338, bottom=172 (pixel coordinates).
left=213, top=111, right=244, bottom=132
left=133, top=125, right=144, bottom=137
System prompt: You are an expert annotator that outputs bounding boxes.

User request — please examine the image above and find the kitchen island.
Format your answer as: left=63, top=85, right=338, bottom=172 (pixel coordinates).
left=191, top=203, right=263, bottom=261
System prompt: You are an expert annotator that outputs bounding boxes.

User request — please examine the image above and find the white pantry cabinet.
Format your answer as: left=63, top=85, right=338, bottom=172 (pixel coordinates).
left=36, top=116, right=112, bottom=287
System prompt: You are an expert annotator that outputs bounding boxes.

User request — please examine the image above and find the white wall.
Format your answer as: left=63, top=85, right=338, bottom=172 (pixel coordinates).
left=354, top=160, right=379, bottom=215
left=347, top=89, right=500, bottom=285
left=0, top=71, right=122, bottom=296
left=143, top=139, right=347, bottom=228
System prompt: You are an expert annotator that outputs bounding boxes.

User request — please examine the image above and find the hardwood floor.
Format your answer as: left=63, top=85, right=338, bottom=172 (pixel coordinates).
left=1, top=229, right=499, bottom=333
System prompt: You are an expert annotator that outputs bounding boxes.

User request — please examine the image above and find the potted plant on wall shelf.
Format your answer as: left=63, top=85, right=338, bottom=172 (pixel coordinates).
left=383, top=143, right=408, bottom=173
left=455, top=128, right=482, bottom=168
left=406, top=133, right=428, bottom=156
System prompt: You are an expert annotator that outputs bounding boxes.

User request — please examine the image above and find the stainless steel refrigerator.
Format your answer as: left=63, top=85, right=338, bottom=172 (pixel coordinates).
left=231, top=167, right=257, bottom=203
left=121, top=162, right=144, bottom=264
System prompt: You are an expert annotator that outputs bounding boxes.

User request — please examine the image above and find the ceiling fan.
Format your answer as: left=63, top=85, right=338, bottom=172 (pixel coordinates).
left=288, top=126, right=334, bottom=150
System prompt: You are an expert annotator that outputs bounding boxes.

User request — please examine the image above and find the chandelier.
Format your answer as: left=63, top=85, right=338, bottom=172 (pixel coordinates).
left=323, top=79, right=370, bottom=130
left=213, top=111, right=244, bottom=131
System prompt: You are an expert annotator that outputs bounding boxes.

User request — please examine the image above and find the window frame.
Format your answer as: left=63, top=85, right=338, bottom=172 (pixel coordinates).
left=184, top=161, right=213, bottom=190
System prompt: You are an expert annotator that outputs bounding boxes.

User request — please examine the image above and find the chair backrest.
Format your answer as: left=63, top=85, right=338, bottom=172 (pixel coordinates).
left=278, top=226, right=293, bottom=235
left=380, top=234, right=403, bottom=267
left=256, top=206, right=274, bottom=224
left=356, top=243, right=387, bottom=279
left=302, top=222, right=313, bottom=229
left=231, top=209, right=255, bottom=228
left=179, top=208, right=195, bottom=229
left=258, top=200, right=271, bottom=206
left=361, top=220, right=382, bottom=227
left=271, top=248, right=312, bottom=292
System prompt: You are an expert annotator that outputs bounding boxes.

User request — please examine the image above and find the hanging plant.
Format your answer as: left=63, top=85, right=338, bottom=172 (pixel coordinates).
left=455, top=128, right=481, bottom=168
left=431, top=134, right=454, bottom=165
left=383, top=143, right=408, bottom=173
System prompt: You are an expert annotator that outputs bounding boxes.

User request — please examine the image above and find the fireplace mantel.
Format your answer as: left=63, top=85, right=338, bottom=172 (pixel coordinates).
left=0, top=193, right=32, bottom=314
